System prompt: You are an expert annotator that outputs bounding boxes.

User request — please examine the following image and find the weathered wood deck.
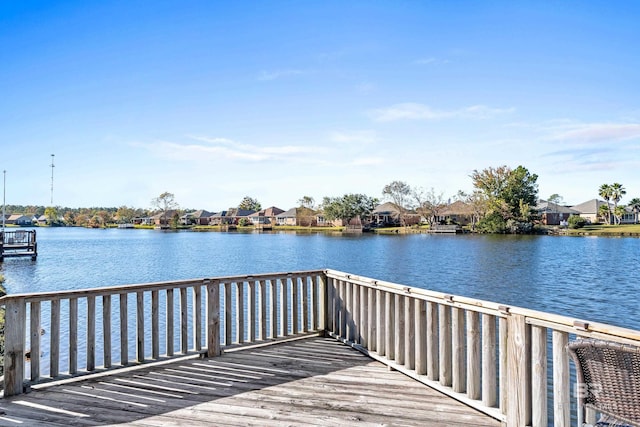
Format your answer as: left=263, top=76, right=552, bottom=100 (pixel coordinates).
left=0, top=337, right=499, bottom=426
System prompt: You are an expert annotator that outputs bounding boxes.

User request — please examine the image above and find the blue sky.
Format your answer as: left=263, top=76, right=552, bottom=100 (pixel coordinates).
left=1, top=1, right=639, bottom=210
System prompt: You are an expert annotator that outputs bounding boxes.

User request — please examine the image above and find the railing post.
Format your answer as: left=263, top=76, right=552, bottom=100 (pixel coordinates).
left=3, top=298, right=26, bottom=396
left=506, top=313, right=531, bottom=426
left=553, top=330, right=570, bottom=427
left=206, top=279, right=221, bottom=357
left=531, top=325, right=548, bottom=427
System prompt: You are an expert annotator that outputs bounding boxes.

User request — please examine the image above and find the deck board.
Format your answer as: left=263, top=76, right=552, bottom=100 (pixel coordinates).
left=0, top=337, right=501, bottom=426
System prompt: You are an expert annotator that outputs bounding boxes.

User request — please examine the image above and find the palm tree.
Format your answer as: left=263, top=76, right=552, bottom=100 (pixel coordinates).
left=610, top=183, right=626, bottom=224
left=598, top=184, right=613, bottom=224
left=628, top=198, right=640, bottom=224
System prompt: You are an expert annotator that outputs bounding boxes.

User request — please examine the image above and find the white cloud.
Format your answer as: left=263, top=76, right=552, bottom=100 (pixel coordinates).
left=356, top=81, right=375, bottom=94
left=141, top=136, right=325, bottom=165
left=258, top=69, right=305, bottom=81
left=414, top=57, right=449, bottom=65
left=369, top=103, right=514, bottom=122
left=330, top=130, right=377, bottom=144
left=548, top=123, right=640, bottom=143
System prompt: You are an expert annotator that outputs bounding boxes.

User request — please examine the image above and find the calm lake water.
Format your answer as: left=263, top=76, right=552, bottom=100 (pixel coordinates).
left=1, top=227, right=639, bottom=331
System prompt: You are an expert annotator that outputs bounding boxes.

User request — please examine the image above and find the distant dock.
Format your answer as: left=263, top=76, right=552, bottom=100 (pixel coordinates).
left=0, top=229, right=37, bottom=261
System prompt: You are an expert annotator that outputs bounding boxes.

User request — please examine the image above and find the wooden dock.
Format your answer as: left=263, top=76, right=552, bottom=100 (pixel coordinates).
left=0, top=337, right=499, bottom=426
left=0, top=229, right=37, bottom=261
left=2, top=269, right=640, bottom=426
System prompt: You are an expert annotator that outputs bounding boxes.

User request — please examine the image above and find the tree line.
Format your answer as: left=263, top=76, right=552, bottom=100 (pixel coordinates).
left=4, top=165, right=638, bottom=232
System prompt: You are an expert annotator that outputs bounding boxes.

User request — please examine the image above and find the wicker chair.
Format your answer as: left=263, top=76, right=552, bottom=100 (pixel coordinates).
left=568, top=339, right=640, bottom=427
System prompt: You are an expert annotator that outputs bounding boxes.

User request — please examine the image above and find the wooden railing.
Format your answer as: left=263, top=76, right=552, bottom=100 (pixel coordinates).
left=2, top=269, right=640, bottom=426
left=323, top=269, right=640, bottom=426
left=1, top=270, right=326, bottom=396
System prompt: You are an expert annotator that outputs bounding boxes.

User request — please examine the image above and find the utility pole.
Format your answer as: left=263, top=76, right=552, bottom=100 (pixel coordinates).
left=50, top=154, right=55, bottom=206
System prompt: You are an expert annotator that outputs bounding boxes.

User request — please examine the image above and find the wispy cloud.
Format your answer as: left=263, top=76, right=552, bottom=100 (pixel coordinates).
left=356, top=81, right=375, bottom=94
left=329, top=130, right=377, bottom=144
left=414, top=57, right=449, bottom=65
left=369, top=103, right=514, bottom=122
left=258, top=69, right=306, bottom=81
left=540, top=121, right=640, bottom=172
left=139, top=135, right=325, bottom=164
left=548, top=123, right=640, bottom=143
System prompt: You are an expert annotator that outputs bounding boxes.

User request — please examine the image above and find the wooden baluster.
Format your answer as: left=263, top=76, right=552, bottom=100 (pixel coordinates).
left=325, top=276, right=333, bottom=334
left=69, top=298, right=78, bottom=374
left=166, top=289, right=174, bottom=356
left=194, top=285, right=202, bottom=350
left=405, top=295, right=415, bottom=370
left=360, top=284, right=368, bottom=348
left=292, top=277, right=299, bottom=335
left=259, top=279, right=267, bottom=340
left=269, top=280, right=277, bottom=338
left=313, top=275, right=320, bottom=331
left=466, top=310, right=480, bottom=400
left=395, top=294, right=405, bottom=364
left=151, top=290, right=159, bottom=359
left=415, top=299, right=427, bottom=376
left=452, top=307, right=466, bottom=393
left=427, top=302, right=439, bottom=381
left=50, top=299, right=60, bottom=377
left=30, top=301, right=41, bottom=381
left=482, top=314, right=497, bottom=408
left=351, top=282, right=359, bottom=343
left=87, top=296, right=96, bottom=371
left=237, top=282, right=245, bottom=343
left=224, top=283, right=232, bottom=345
left=103, top=295, right=112, bottom=368
left=499, top=317, right=508, bottom=413
left=136, top=292, right=144, bottom=362
left=385, top=292, right=395, bottom=360
left=553, top=330, right=570, bottom=427
left=302, top=276, right=310, bottom=332
left=206, top=279, right=220, bottom=357
left=180, top=287, right=188, bottom=353
left=249, top=280, right=256, bottom=341
left=281, top=278, right=289, bottom=336
left=367, top=287, right=376, bottom=351
left=532, top=325, right=548, bottom=427
left=339, top=280, right=346, bottom=340
left=346, top=281, right=354, bottom=342
left=439, top=304, right=452, bottom=386
left=376, top=289, right=385, bottom=356
left=120, top=293, right=128, bottom=365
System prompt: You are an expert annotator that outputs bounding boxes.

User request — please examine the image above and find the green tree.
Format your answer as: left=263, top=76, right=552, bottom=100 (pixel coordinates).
left=610, top=183, right=626, bottom=224
left=238, top=196, right=261, bottom=212
left=598, top=184, right=612, bottom=224
left=322, top=194, right=378, bottom=225
left=568, top=215, right=587, bottom=229
left=151, top=192, right=178, bottom=227
left=298, top=196, right=315, bottom=209
left=471, top=165, right=538, bottom=232
left=413, top=187, right=446, bottom=227
left=613, top=205, right=627, bottom=225
left=627, top=198, right=640, bottom=224
left=116, top=206, right=137, bottom=224
left=382, top=181, right=413, bottom=226
left=297, top=196, right=316, bottom=227
left=44, top=206, right=58, bottom=225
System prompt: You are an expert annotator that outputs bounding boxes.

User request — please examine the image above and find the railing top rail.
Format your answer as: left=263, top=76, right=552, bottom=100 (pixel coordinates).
left=324, top=269, right=640, bottom=343
left=0, top=269, right=325, bottom=304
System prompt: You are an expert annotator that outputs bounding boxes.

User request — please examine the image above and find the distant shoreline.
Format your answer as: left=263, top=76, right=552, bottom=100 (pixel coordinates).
left=5, top=223, right=640, bottom=237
